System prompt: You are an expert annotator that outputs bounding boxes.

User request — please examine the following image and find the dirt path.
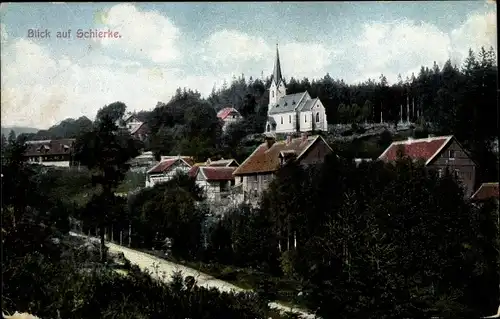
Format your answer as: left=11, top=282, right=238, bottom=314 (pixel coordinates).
left=69, top=232, right=316, bottom=318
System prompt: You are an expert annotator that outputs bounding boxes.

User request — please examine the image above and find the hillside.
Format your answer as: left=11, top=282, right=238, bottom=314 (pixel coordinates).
left=1, top=126, right=39, bottom=136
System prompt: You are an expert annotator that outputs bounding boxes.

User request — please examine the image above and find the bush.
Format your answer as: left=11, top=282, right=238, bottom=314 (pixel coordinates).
left=279, top=250, right=298, bottom=278
left=219, top=265, right=238, bottom=281
left=351, top=123, right=366, bottom=134
left=255, top=276, right=278, bottom=302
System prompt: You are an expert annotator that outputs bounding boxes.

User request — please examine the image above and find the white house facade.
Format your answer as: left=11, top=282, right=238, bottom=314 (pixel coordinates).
left=24, top=139, right=76, bottom=168
left=265, top=45, right=328, bottom=134
left=191, top=166, right=237, bottom=202
left=217, top=107, right=243, bottom=132
left=116, top=113, right=144, bottom=134
left=145, top=156, right=194, bottom=188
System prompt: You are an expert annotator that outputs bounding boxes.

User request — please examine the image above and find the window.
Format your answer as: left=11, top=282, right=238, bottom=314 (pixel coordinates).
left=438, top=169, right=443, bottom=178
left=272, top=91, right=274, bottom=98
left=304, top=115, right=307, bottom=122
left=454, top=169, right=460, bottom=179
left=449, top=150, right=455, bottom=160
left=315, top=112, right=320, bottom=122
left=266, top=124, right=270, bottom=132
left=289, top=115, right=291, bottom=123
left=281, top=116, right=283, bottom=124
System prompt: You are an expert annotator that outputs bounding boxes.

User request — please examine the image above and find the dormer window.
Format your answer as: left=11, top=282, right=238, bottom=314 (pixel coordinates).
left=284, top=102, right=288, bottom=106
left=449, top=150, right=455, bottom=160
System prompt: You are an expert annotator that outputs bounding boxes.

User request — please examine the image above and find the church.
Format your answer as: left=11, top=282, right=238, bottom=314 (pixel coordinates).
left=265, top=45, right=329, bottom=134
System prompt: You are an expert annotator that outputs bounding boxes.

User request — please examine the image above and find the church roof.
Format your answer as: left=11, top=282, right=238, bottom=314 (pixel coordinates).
left=272, top=44, right=284, bottom=86
left=268, top=92, right=309, bottom=115
left=297, top=98, right=319, bottom=112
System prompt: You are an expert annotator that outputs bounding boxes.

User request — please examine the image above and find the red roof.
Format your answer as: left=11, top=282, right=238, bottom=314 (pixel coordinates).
left=188, top=166, right=199, bottom=177
left=200, top=167, right=236, bottom=181
left=131, top=122, right=149, bottom=135
left=217, top=107, right=240, bottom=120
left=147, top=157, right=192, bottom=174
left=233, top=135, right=329, bottom=176
left=471, top=182, right=499, bottom=201
left=378, top=136, right=453, bottom=164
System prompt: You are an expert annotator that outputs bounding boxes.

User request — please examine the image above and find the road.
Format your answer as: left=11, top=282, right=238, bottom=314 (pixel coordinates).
left=69, top=232, right=316, bottom=319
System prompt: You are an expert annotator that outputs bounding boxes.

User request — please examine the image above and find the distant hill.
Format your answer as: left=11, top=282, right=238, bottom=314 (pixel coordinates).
left=1, top=126, right=40, bottom=136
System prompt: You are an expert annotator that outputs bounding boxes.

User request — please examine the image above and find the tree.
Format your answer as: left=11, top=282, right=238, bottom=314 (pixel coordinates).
left=95, top=101, right=127, bottom=125
left=240, top=94, right=257, bottom=117
left=2, top=137, right=32, bottom=228
left=129, top=172, right=205, bottom=258
left=7, top=129, right=16, bottom=144
left=1, top=133, right=7, bottom=151
left=74, top=114, right=140, bottom=261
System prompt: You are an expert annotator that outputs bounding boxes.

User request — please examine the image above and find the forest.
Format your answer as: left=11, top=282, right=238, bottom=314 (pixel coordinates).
left=1, top=46, right=498, bottom=318
left=4, top=47, right=496, bottom=166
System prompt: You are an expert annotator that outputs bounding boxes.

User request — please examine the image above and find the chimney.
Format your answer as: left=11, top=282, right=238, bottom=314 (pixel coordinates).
left=265, top=135, right=275, bottom=149
left=301, top=132, right=308, bottom=142
left=286, top=135, right=292, bottom=145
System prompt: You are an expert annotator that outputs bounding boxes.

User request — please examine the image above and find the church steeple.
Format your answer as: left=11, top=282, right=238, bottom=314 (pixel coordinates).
left=273, top=43, right=284, bottom=86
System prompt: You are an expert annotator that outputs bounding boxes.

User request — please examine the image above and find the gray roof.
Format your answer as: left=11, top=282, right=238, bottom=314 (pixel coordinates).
left=268, top=92, right=308, bottom=115
left=272, top=44, right=284, bottom=86
left=297, top=98, right=318, bottom=112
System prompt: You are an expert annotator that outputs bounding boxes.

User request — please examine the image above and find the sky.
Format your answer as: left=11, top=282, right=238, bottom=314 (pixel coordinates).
left=0, top=2, right=497, bottom=129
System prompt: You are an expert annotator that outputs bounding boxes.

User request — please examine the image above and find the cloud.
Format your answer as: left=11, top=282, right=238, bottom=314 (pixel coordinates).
left=97, top=4, right=181, bottom=64
left=1, top=5, right=496, bottom=128
left=350, top=19, right=452, bottom=82
left=345, top=10, right=496, bottom=83
left=201, top=29, right=337, bottom=80
left=450, top=11, right=497, bottom=63
left=1, top=38, right=223, bottom=128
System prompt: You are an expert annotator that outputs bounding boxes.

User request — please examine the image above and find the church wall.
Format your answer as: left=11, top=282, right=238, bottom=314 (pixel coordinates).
left=311, top=101, right=328, bottom=132
left=299, top=111, right=313, bottom=132
left=271, top=112, right=296, bottom=134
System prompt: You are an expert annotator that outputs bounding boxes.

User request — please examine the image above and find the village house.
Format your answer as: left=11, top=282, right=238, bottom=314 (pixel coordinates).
left=217, top=107, right=243, bottom=132
left=192, top=158, right=240, bottom=168
left=189, top=158, right=239, bottom=201
left=116, top=112, right=149, bottom=141
left=145, top=155, right=194, bottom=188
left=130, top=122, right=149, bottom=142
left=378, top=135, right=477, bottom=197
left=232, top=133, right=333, bottom=204
left=23, top=139, right=76, bottom=168
left=189, top=166, right=238, bottom=202
left=128, top=151, right=158, bottom=173
left=471, top=182, right=499, bottom=203
left=471, top=182, right=499, bottom=230
left=265, top=45, right=328, bottom=134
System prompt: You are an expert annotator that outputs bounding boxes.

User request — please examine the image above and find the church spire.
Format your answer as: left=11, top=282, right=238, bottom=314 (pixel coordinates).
left=273, top=43, right=284, bottom=86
